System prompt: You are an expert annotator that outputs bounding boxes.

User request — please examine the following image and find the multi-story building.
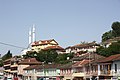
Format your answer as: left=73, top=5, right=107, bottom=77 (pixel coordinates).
left=101, top=37, right=120, bottom=48
left=3, top=57, right=21, bottom=79
left=23, top=64, right=61, bottom=80
left=3, top=57, right=41, bottom=80
left=97, top=54, right=120, bottom=80
left=72, top=59, right=90, bottom=80
left=3, top=59, right=11, bottom=77
left=65, top=41, right=100, bottom=54
left=31, top=39, right=65, bottom=53
left=18, top=58, right=41, bottom=80
left=31, top=39, right=58, bottom=52
left=84, top=54, right=120, bottom=80
left=60, top=63, right=73, bottom=80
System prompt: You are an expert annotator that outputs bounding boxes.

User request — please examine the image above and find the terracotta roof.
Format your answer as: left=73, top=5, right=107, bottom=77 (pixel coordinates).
left=23, top=65, right=40, bottom=70
left=31, top=39, right=58, bottom=46
left=3, top=58, right=11, bottom=63
left=73, top=59, right=90, bottom=67
left=24, top=64, right=61, bottom=70
left=18, top=58, right=41, bottom=65
left=72, top=53, right=105, bottom=61
left=59, top=63, right=73, bottom=69
left=102, top=37, right=120, bottom=44
left=43, top=45, right=64, bottom=50
left=98, top=54, right=120, bottom=63
left=71, top=42, right=99, bottom=48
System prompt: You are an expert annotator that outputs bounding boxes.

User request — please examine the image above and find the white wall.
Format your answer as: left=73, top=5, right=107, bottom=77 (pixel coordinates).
left=111, top=60, right=120, bottom=76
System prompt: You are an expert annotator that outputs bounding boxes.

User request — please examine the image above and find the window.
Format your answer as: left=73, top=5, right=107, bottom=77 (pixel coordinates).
left=115, top=64, right=117, bottom=73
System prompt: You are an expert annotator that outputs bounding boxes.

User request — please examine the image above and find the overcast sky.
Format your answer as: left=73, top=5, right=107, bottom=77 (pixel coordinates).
left=0, top=0, right=120, bottom=56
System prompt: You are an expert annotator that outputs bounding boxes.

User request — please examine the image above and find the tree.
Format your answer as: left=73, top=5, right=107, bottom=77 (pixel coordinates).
left=55, top=53, right=74, bottom=64
left=108, top=41, right=120, bottom=54
left=2, top=50, right=12, bottom=61
left=102, top=21, right=120, bottom=42
left=102, top=30, right=113, bottom=42
left=23, top=51, right=37, bottom=59
left=96, top=41, right=120, bottom=57
left=55, top=54, right=68, bottom=64
left=112, top=21, right=120, bottom=37
left=96, top=46, right=111, bottom=57
left=36, top=49, right=58, bottom=64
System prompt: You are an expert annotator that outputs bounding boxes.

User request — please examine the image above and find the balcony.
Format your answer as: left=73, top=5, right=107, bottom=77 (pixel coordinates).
left=100, top=70, right=112, bottom=76
left=72, top=72, right=85, bottom=77
left=11, top=64, right=18, bottom=67
left=10, top=70, right=18, bottom=73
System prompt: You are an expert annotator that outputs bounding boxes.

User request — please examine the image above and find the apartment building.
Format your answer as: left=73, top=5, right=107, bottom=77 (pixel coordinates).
left=18, top=58, right=41, bottom=80
left=3, top=57, right=21, bottom=79
left=31, top=39, right=59, bottom=52
left=65, top=41, right=99, bottom=54
left=97, top=54, right=120, bottom=80
left=23, top=64, right=61, bottom=80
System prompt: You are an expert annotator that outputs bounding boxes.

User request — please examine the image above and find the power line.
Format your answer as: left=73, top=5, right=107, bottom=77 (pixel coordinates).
left=0, top=41, right=26, bottom=49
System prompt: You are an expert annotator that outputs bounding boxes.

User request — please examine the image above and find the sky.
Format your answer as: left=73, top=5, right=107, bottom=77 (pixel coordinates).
left=0, top=0, right=120, bottom=56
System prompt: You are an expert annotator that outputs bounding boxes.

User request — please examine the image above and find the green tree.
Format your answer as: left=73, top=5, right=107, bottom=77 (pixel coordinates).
left=96, top=46, right=111, bottom=57
left=102, top=21, right=120, bottom=42
left=55, top=53, right=74, bottom=64
left=55, top=54, right=68, bottom=64
left=2, top=50, right=12, bottom=61
left=36, top=49, right=58, bottom=64
left=112, top=21, right=120, bottom=37
left=102, top=30, right=113, bottom=42
left=108, top=41, right=120, bottom=54
left=23, top=51, right=37, bottom=59
left=96, top=41, right=120, bottom=57
left=0, top=60, right=3, bottom=67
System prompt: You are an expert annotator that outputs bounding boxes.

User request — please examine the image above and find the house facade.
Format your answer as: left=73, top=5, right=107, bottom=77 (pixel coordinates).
left=18, top=58, right=41, bottom=80
left=31, top=39, right=59, bottom=52
left=97, top=54, right=120, bottom=80
left=23, top=64, right=61, bottom=80
left=3, top=57, right=22, bottom=79
left=65, top=42, right=99, bottom=54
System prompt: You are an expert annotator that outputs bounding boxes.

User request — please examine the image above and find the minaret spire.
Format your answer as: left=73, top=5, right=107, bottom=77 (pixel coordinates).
left=29, top=27, right=32, bottom=45
left=32, top=24, right=36, bottom=42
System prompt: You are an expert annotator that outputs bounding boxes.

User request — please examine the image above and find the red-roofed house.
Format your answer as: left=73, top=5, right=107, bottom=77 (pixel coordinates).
left=59, top=60, right=91, bottom=80
left=23, top=64, right=61, bottom=80
left=97, top=54, right=120, bottom=80
left=65, top=41, right=99, bottom=54
left=18, top=58, right=41, bottom=80
left=43, top=45, right=65, bottom=54
left=31, top=39, right=64, bottom=53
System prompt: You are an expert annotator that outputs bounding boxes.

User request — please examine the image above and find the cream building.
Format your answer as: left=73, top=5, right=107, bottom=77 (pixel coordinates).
left=31, top=39, right=61, bottom=52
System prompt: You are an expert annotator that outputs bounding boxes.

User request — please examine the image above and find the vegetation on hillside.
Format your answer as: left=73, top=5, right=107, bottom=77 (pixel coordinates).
left=96, top=41, right=120, bottom=57
left=0, top=50, right=12, bottom=67
left=97, top=21, right=120, bottom=57
left=102, top=21, right=120, bottom=42
left=24, top=49, right=74, bottom=64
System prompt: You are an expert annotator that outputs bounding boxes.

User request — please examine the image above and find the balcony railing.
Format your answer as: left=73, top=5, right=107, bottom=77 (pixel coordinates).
left=72, top=72, right=85, bottom=77
left=100, top=70, right=111, bottom=75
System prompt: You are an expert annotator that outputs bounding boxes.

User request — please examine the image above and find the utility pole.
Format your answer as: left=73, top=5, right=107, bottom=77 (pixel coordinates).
left=89, top=52, right=92, bottom=80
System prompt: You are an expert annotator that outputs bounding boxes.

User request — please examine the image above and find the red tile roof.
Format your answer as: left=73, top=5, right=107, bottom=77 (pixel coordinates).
left=18, top=58, right=41, bottom=65
left=73, top=59, right=90, bottom=67
left=98, top=54, right=120, bottom=63
left=43, top=45, right=64, bottom=50
left=23, top=64, right=61, bottom=70
left=71, top=42, right=99, bottom=48
left=59, top=63, right=73, bottom=69
left=23, top=65, right=39, bottom=70
left=31, top=39, right=58, bottom=46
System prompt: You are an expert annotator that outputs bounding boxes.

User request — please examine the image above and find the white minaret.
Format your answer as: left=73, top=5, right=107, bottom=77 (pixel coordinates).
left=29, top=28, right=32, bottom=45
left=32, top=24, right=36, bottom=43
